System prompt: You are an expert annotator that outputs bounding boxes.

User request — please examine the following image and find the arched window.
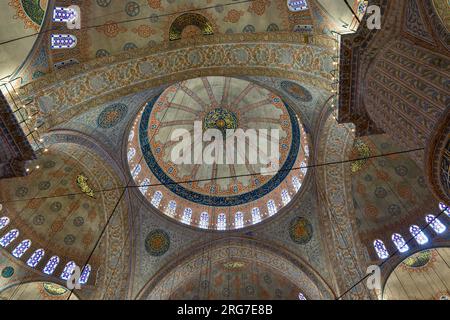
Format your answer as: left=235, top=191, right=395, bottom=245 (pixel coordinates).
left=127, top=147, right=136, bottom=161
left=391, top=233, right=409, bottom=253
left=128, top=130, right=135, bottom=142
left=298, top=292, right=307, bottom=300
left=267, top=200, right=277, bottom=216
left=410, top=225, right=428, bottom=245
left=139, top=178, right=150, bottom=195
left=27, top=249, right=45, bottom=268
left=235, top=212, right=244, bottom=229
left=0, top=217, right=10, bottom=230
left=0, top=229, right=19, bottom=247
left=79, top=265, right=91, bottom=284
left=199, top=212, right=209, bottom=229
left=304, top=145, right=309, bottom=157
left=12, top=239, right=31, bottom=258
left=426, top=215, right=446, bottom=234
left=132, top=164, right=141, bottom=179
left=252, top=207, right=261, bottom=224
left=373, top=239, right=389, bottom=259
left=53, top=6, right=77, bottom=22
left=151, top=191, right=163, bottom=208
left=287, top=0, right=309, bottom=12
left=182, top=208, right=192, bottom=224
left=292, top=176, right=301, bottom=192
left=166, top=200, right=177, bottom=216
left=300, top=161, right=307, bottom=175
left=61, top=261, right=77, bottom=281
left=43, top=256, right=60, bottom=275
left=51, top=34, right=78, bottom=49
left=281, top=189, right=291, bottom=205
left=439, top=202, right=450, bottom=217
left=217, top=213, right=226, bottom=230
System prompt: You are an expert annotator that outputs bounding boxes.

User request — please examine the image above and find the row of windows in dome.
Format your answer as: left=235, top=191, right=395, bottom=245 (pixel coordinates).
left=142, top=188, right=298, bottom=228
left=374, top=212, right=448, bottom=259
left=0, top=218, right=90, bottom=284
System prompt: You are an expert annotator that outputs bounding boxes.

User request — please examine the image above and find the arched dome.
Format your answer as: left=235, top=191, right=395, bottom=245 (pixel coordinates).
left=127, top=76, right=309, bottom=230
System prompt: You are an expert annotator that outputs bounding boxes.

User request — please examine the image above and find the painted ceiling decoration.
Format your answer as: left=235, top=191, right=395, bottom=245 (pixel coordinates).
left=20, top=33, right=335, bottom=131
left=169, top=13, right=214, bottom=41
left=0, top=0, right=448, bottom=302
left=9, top=0, right=47, bottom=30
left=128, top=76, right=309, bottom=230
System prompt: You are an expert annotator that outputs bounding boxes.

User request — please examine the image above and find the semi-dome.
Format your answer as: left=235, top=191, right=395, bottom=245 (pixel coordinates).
left=127, top=76, right=309, bottom=230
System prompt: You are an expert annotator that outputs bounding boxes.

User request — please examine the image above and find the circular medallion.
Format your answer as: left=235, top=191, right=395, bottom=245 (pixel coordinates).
left=33, top=214, right=45, bottom=225
left=1, top=266, right=14, bottom=278
left=73, top=216, right=84, bottom=227
left=125, top=1, right=140, bottom=17
left=15, top=187, right=28, bottom=198
left=203, top=108, right=238, bottom=136
left=38, top=181, right=51, bottom=191
left=280, top=81, right=313, bottom=102
left=50, top=201, right=62, bottom=212
left=145, top=229, right=170, bottom=256
left=97, top=103, right=128, bottom=129
left=64, top=234, right=76, bottom=245
left=289, top=217, right=313, bottom=244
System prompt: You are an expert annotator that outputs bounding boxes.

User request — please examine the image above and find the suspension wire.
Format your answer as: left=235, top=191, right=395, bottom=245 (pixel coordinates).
left=0, top=0, right=257, bottom=46
left=0, top=147, right=425, bottom=205
left=66, top=88, right=173, bottom=300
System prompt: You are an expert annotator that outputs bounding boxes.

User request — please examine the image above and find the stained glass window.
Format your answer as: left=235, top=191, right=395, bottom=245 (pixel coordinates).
left=0, top=217, right=10, bottom=230
left=43, top=256, right=60, bottom=275
left=267, top=200, right=277, bottom=216
left=217, top=213, right=226, bottom=230
left=287, top=0, right=309, bottom=12
left=357, top=0, right=369, bottom=16
left=391, top=233, right=409, bottom=253
left=304, top=145, right=309, bottom=157
left=410, top=225, right=428, bottom=245
left=292, top=176, right=302, bottom=192
left=281, top=189, right=291, bottom=205
left=151, top=191, right=163, bottom=208
left=439, top=202, right=450, bottom=217
left=298, top=292, right=307, bottom=300
left=166, top=200, right=177, bottom=216
left=300, top=161, right=307, bottom=175
left=139, top=178, right=150, bottom=195
left=61, top=261, right=77, bottom=281
left=128, top=130, right=134, bottom=142
left=426, top=215, right=446, bottom=234
left=235, top=212, right=244, bottom=229
left=53, top=7, right=77, bottom=22
left=252, top=208, right=261, bottom=224
left=127, top=148, right=136, bottom=161
left=27, top=249, right=45, bottom=268
left=373, top=239, right=389, bottom=259
left=132, top=164, right=141, bottom=179
left=199, top=212, right=209, bottom=229
left=79, top=265, right=91, bottom=284
left=182, top=208, right=192, bottom=224
left=0, top=229, right=19, bottom=247
left=12, top=239, right=31, bottom=258
left=51, top=34, right=78, bottom=49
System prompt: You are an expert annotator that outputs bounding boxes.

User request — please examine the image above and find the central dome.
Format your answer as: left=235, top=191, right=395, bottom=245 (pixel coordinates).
left=128, top=77, right=309, bottom=230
